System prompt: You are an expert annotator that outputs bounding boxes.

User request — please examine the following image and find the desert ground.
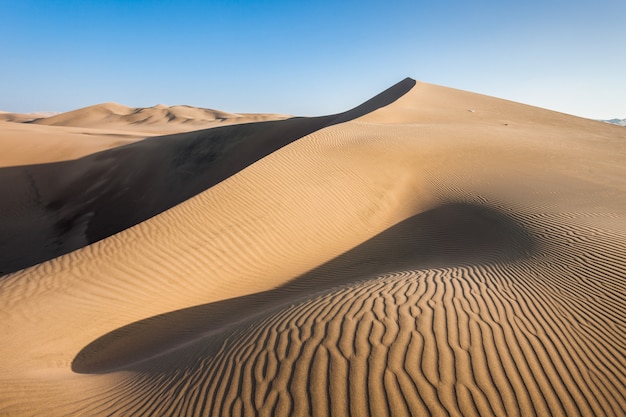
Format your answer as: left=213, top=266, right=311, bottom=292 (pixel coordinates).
left=0, top=78, right=624, bottom=416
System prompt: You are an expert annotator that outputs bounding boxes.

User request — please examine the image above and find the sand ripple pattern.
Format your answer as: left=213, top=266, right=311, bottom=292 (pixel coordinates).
left=1, top=80, right=625, bottom=417
left=67, top=206, right=626, bottom=417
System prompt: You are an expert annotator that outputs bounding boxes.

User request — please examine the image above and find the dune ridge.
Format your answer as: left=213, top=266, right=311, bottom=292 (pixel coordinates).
left=0, top=78, right=416, bottom=275
left=72, top=202, right=536, bottom=374
left=0, top=79, right=624, bottom=416
left=0, top=104, right=290, bottom=168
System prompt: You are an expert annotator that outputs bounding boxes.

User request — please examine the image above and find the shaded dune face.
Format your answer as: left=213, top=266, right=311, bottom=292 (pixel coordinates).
left=0, top=79, right=416, bottom=275
left=72, top=202, right=537, bottom=374
left=70, top=200, right=626, bottom=417
left=1, top=79, right=625, bottom=417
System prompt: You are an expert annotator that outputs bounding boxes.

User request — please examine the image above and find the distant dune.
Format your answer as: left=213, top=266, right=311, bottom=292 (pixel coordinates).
left=0, top=110, right=59, bottom=123
left=0, top=103, right=290, bottom=167
left=30, top=102, right=290, bottom=132
left=0, top=79, right=624, bottom=416
left=0, top=78, right=415, bottom=274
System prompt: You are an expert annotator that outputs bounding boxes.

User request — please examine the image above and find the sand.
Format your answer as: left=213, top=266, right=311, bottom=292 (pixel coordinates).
left=0, top=79, right=624, bottom=416
left=0, top=104, right=289, bottom=167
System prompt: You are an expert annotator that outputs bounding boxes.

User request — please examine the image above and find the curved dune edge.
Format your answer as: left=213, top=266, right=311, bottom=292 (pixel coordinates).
left=0, top=78, right=416, bottom=275
left=0, top=113, right=292, bottom=168
left=72, top=202, right=537, bottom=374
left=75, top=228, right=625, bottom=417
left=0, top=80, right=625, bottom=416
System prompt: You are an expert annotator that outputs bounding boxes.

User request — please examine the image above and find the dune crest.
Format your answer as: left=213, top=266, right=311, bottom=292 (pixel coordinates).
left=0, top=78, right=415, bottom=274
left=0, top=79, right=625, bottom=416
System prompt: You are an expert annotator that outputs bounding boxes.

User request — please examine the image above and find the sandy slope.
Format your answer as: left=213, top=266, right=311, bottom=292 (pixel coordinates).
left=0, top=80, right=624, bottom=416
left=0, top=104, right=289, bottom=167
left=0, top=121, right=151, bottom=166
left=0, top=78, right=415, bottom=274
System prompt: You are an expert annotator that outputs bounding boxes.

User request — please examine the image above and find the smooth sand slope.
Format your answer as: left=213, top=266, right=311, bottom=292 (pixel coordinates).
left=0, top=80, right=625, bottom=416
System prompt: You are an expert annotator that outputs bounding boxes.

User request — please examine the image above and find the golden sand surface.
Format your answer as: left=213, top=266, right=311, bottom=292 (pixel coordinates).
left=0, top=103, right=289, bottom=166
left=0, top=79, right=624, bottom=416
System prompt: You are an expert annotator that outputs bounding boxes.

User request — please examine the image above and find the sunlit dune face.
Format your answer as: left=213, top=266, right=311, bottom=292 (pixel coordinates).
left=0, top=80, right=624, bottom=416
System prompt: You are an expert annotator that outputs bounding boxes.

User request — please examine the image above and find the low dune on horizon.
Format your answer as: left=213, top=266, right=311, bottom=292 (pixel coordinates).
left=0, top=103, right=290, bottom=167
left=0, top=78, right=624, bottom=416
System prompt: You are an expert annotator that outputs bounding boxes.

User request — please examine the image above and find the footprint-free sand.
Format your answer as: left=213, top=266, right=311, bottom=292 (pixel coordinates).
left=0, top=79, right=624, bottom=416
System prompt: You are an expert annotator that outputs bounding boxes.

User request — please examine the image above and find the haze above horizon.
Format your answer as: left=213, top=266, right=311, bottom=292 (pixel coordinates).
left=2, top=0, right=625, bottom=119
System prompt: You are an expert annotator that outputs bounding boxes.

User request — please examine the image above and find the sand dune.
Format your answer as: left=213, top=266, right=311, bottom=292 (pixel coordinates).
left=31, top=102, right=290, bottom=133
left=0, top=78, right=415, bottom=274
left=0, top=104, right=290, bottom=167
left=0, top=79, right=624, bottom=416
left=0, top=111, right=59, bottom=123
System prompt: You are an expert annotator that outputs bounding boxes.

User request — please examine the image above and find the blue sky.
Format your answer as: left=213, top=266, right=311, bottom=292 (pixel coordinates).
left=2, top=0, right=625, bottom=119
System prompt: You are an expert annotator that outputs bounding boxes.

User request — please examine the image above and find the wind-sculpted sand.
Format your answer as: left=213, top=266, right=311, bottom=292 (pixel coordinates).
left=0, top=79, right=624, bottom=416
left=0, top=104, right=289, bottom=167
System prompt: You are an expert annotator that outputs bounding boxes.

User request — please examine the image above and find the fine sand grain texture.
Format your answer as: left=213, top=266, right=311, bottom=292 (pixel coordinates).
left=0, top=79, right=625, bottom=416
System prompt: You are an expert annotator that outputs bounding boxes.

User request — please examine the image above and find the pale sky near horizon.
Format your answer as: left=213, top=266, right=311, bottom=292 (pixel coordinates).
left=2, top=0, right=625, bottom=119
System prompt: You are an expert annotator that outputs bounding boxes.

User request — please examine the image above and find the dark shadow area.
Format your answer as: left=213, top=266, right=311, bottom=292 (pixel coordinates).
left=0, top=78, right=416, bottom=275
left=72, top=202, right=536, bottom=374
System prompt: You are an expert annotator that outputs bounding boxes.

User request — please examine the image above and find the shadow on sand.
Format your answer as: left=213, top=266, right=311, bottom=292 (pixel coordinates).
left=0, top=78, right=416, bottom=275
left=72, top=202, right=536, bottom=374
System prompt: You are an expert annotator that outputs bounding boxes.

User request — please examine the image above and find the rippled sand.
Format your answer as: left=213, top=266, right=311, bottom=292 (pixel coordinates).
left=0, top=79, right=624, bottom=416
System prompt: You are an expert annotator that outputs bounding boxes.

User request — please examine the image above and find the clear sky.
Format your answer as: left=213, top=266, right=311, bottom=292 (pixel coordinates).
left=2, top=0, right=625, bottom=119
